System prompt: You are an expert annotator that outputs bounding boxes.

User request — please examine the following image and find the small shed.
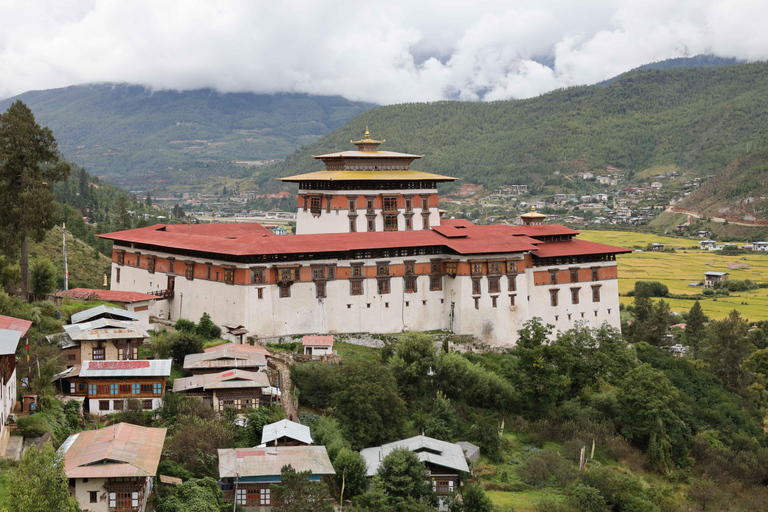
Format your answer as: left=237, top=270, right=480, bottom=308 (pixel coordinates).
left=704, top=271, right=729, bottom=288
left=651, top=243, right=665, bottom=251
left=302, top=336, right=333, bottom=357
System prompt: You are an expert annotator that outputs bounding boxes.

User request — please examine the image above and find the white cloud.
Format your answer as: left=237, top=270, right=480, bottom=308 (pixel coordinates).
left=0, top=0, right=766, bottom=104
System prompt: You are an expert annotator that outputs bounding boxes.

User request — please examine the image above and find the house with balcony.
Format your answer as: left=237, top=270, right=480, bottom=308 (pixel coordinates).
left=172, top=369, right=271, bottom=413
left=61, top=423, right=166, bottom=512
left=55, top=359, right=171, bottom=414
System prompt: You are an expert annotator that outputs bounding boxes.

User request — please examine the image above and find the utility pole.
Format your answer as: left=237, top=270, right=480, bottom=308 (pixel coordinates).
left=63, top=224, right=69, bottom=290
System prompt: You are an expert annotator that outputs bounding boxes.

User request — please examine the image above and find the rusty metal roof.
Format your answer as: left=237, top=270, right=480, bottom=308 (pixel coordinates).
left=173, top=369, right=270, bottom=392
left=53, top=288, right=158, bottom=303
left=80, top=359, right=172, bottom=378
left=0, top=315, right=32, bottom=336
left=218, top=446, right=334, bottom=478
left=63, top=318, right=149, bottom=341
left=302, top=335, right=333, bottom=347
left=60, top=423, right=167, bottom=479
left=361, top=435, right=470, bottom=476
left=184, top=345, right=267, bottom=371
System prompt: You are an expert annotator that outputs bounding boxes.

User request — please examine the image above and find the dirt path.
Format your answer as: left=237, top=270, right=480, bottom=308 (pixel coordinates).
left=670, top=207, right=768, bottom=227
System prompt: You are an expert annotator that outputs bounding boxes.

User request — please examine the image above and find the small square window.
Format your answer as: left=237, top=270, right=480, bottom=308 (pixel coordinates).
left=279, top=285, right=291, bottom=298
left=350, top=281, right=363, bottom=296
left=430, top=276, right=442, bottom=291
left=404, top=277, right=417, bottom=293
left=90, top=491, right=98, bottom=503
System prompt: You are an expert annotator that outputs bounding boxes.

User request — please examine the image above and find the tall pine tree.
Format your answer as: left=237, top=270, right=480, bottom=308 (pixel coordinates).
left=0, top=101, right=70, bottom=300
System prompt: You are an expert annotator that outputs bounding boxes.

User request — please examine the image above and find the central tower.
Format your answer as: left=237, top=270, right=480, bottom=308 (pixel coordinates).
left=280, top=129, right=457, bottom=235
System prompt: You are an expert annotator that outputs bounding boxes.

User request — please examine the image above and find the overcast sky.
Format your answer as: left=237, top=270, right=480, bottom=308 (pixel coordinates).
left=1, top=0, right=767, bottom=105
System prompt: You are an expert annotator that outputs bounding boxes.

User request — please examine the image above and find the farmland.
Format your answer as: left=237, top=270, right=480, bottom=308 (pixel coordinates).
left=578, top=230, right=768, bottom=320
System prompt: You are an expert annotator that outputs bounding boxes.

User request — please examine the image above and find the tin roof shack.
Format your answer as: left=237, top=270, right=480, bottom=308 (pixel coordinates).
left=51, top=290, right=158, bottom=331
left=218, top=446, right=335, bottom=509
left=704, top=271, right=729, bottom=288
left=55, top=359, right=171, bottom=415
left=0, top=315, right=31, bottom=456
left=360, top=435, right=469, bottom=496
left=184, top=343, right=269, bottom=375
left=173, top=369, right=271, bottom=413
left=260, top=419, right=313, bottom=447
left=60, top=423, right=166, bottom=512
left=301, top=336, right=333, bottom=358
left=49, top=316, right=150, bottom=368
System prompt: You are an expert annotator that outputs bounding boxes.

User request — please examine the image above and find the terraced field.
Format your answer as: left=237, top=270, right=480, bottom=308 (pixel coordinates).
left=578, top=230, right=768, bottom=320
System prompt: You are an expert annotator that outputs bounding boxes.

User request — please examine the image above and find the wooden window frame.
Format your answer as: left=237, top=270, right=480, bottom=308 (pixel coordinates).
left=471, top=278, right=481, bottom=295
left=116, top=251, right=125, bottom=266
left=185, top=261, right=195, bottom=280
left=550, top=289, right=559, bottom=307
left=384, top=215, right=398, bottom=231
left=470, top=262, right=484, bottom=275
left=488, top=277, right=500, bottom=294
left=279, top=285, right=291, bottom=298
left=377, top=278, right=390, bottom=295
left=350, top=281, right=363, bottom=296
left=350, top=263, right=364, bottom=279
left=592, top=285, right=601, bottom=302
left=223, top=267, right=235, bottom=285
left=570, top=268, right=579, bottom=283
left=92, top=347, right=105, bottom=360
left=549, top=269, right=559, bottom=284
left=591, top=267, right=600, bottom=281
left=147, top=256, right=156, bottom=274
left=429, top=275, right=442, bottom=291
left=508, top=274, right=517, bottom=292
left=404, top=277, right=417, bottom=293
left=316, top=282, right=326, bottom=299
left=571, top=287, right=580, bottom=304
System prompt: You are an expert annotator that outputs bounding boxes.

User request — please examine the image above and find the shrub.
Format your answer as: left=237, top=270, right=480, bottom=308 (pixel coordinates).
left=567, top=484, right=608, bottom=512
left=517, top=450, right=576, bottom=488
left=174, top=318, right=196, bottom=333
left=195, top=312, right=221, bottom=340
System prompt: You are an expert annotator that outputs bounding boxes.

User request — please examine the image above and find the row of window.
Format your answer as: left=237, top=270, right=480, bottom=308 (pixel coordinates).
left=548, top=267, right=601, bottom=284
left=305, top=194, right=431, bottom=215
left=472, top=276, right=517, bottom=295
left=91, top=346, right=136, bottom=360
left=549, top=286, right=602, bottom=306
left=87, top=383, right=163, bottom=396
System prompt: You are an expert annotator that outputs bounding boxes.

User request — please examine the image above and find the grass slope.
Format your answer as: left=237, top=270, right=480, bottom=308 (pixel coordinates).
left=27, top=225, right=113, bottom=291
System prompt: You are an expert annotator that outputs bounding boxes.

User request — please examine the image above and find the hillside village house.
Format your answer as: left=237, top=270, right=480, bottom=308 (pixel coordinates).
left=183, top=343, right=269, bottom=375
left=48, top=305, right=150, bottom=368
left=0, top=315, right=31, bottom=457
left=172, top=369, right=271, bottom=413
left=55, top=359, right=172, bottom=414
left=302, top=335, right=333, bottom=357
left=61, top=423, right=166, bottom=512
left=99, top=131, right=630, bottom=346
left=360, top=435, right=469, bottom=496
left=50, top=289, right=158, bottom=330
left=704, top=271, right=729, bottom=287
left=260, top=419, right=313, bottom=447
left=218, top=446, right=335, bottom=508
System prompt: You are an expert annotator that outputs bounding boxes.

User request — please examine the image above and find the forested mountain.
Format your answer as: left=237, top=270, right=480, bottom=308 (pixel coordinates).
left=274, top=61, right=768, bottom=197
left=597, top=54, right=745, bottom=85
left=0, top=84, right=375, bottom=188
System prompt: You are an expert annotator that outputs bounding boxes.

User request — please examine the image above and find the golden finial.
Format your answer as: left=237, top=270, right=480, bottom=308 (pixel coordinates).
left=364, top=127, right=371, bottom=139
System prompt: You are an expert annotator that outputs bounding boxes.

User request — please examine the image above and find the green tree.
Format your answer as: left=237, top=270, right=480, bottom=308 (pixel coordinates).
left=196, top=312, right=221, bottom=340
left=154, top=477, right=225, bottom=512
left=461, top=483, right=494, bottom=512
left=333, top=448, right=369, bottom=501
left=705, top=310, right=755, bottom=394
left=168, top=332, right=205, bottom=366
left=389, top=331, right=437, bottom=402
left=0, top=101, right=71, bottom=301
left=617, top=363, right=687, bottom=471
left=6, top=443, right=80, bottom=512
left=377, top=448, right=435, bottom=510
left=115, top=195, right=132, bottom=231
left=271, top=465, right=333, bottom=512
left=685, top=300, right=706, bottom=357
left=145, top=193, right=152, bottom=208
left=30, top=257, right=58, bottom=300
left=331, top=360, right=407, bottom=450
left=513, top=318, right=565, bottom=415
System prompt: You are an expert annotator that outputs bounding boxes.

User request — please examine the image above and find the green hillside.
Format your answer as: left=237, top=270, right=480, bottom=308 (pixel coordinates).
left=273, top=62, right=768, bottom=196
left=675, top=145, right=768, bottom=222
left=0, top=84, right=375, bottom=189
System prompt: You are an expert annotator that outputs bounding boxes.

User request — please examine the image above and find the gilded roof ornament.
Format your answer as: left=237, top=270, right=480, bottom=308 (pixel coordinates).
left=351, top=127, right=384, bottom=147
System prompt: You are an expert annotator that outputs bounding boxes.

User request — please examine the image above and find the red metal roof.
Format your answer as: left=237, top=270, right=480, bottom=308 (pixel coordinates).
left=53, top=288, right=157, bottom=303
left=0, top=315, right=32, bottom=336
left=88, top=361, right=151, bottom=370
left=302, top=335, right=333, bottom=346
left=531, top=239, right=633, bottom=258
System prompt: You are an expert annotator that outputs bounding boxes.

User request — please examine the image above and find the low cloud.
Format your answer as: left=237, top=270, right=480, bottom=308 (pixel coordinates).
left=1, top=0, right=767, bottom=104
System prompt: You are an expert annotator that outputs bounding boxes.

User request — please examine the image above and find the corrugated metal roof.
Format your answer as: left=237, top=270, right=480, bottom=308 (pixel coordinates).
left=218, top=446, right=334, bottom=478
left=360, top=435, right=470, bottom=476
left=455, top=441, right=481, bottom=463
left=79, top=359, right=172, bottom=378
left=261, top=419, right=313, bottom=446
left=302, top=336, right=333, bottom=347
left=159, top=475, right=183, bottom=485
left=63, top=318, right=148, bottom=341
left=0, top=329, right=21, bottom=355
left=53, top=289, right=158, bottom=303
left=531, top=239, right=633, bottom=258
left=60, top=423, right=166, bottom=479
left=0, top=315, right=32, bottom=336
left=203, top=343, right=271, bottom=356
left=173, top=369, right=270, bottom=392
left=71, top=305, right=140, bottom=324
left=184, top=346, right=267, bottom=370
left=705, top=271, right=729, bottom=276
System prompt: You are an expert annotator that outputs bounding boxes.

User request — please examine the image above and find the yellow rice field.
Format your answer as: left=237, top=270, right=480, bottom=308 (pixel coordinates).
left=578, top=230, right=768, bottom=321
